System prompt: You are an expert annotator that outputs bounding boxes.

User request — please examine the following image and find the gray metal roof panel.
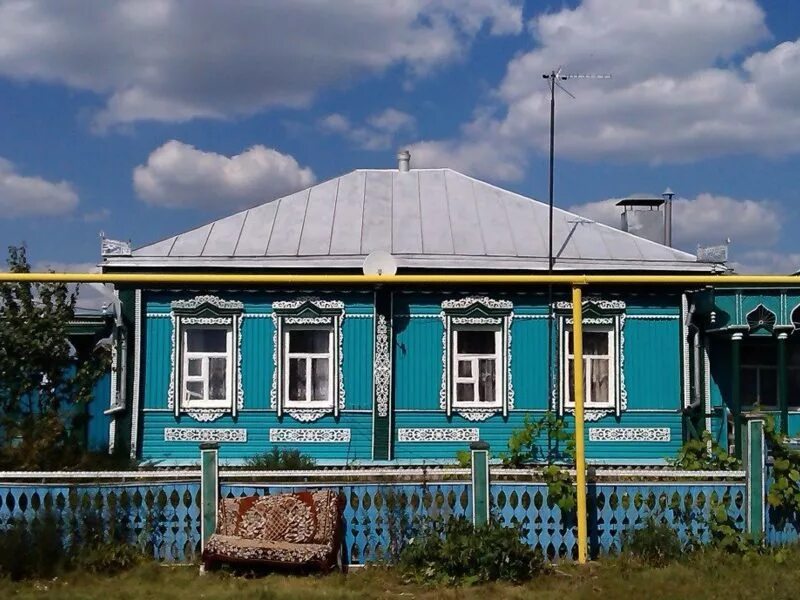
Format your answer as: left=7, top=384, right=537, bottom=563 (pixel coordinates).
left=203, top=211, right=247, bottom=256
left=418, top=170, right=454, bottom=255
left=391, top=170, right=423, bottom=255
left=266, top=189, right=309, bottom=256
left=361, top=171, right=393, bottom=254
left=121, top=167, right=708, bottom=272
left=329, top=170, right=365, bottom=256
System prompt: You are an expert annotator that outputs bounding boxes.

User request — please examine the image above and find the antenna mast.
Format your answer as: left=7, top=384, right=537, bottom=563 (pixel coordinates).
left=542, top=70, right=611, bottom=273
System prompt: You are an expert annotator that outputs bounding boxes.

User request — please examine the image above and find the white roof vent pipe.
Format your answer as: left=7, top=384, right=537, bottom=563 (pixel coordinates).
left=397, top=150, right=411, bottom=172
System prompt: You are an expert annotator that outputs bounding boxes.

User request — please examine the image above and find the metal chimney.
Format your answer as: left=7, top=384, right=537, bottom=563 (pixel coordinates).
left=662, top=187, right=674, bottom=247
left=397, top=150, right=411, bottom=172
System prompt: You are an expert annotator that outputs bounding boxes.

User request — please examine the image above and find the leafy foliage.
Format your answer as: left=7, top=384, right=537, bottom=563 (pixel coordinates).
left=0, top=507, right=146, bottom=580
left=0, top=245, right=111, bottom=469
left=623, top=517, right=684, bottom=567
left=668, top=431, right=741, bottom=471
left=501, top=412, right=577, bottom=511
left=398, top=516, right=545, bottom=585
left=244, top=446, right=316, bottom=470
left=763, top=415, right=800, bottom=513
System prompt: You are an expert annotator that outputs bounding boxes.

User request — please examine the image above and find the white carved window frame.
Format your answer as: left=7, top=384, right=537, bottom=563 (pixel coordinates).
left=452, top=326, right=503, bottom=410
left=562, top=323, right=617, bottom=410
left=439, top=296, right=514, bottom=421
left=553, top=299, right=627, bottom=422
left=167, top=295, right=244, bottom=422
left=182, top=325, right=233, bottom=410
left=271, top=298, right=345, bottom=422
left=282, top=325, right=335, bottom=411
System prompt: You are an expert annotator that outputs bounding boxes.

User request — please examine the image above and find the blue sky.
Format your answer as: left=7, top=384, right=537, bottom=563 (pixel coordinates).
left=1, top=0, right=800, bottom=273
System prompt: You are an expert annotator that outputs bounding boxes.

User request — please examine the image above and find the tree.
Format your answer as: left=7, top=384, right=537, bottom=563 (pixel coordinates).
left=0, top=245, right=110, bottom=469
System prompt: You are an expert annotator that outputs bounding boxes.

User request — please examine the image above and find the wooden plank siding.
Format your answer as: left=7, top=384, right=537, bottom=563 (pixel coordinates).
left=137, top=288, right=687, bottom=465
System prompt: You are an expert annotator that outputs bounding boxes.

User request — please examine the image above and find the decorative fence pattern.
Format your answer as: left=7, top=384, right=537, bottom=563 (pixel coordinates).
left=0, top=482, right=201, bottom=562
left=492, top=482, right=746, bottom=559
left=0, top=477, right=753, bottom=564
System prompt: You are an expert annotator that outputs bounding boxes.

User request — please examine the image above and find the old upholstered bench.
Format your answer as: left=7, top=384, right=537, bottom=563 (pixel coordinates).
left=202, top=489, right=345, bottom=573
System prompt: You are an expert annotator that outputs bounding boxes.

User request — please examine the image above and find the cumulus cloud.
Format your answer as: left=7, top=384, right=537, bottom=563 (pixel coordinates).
left=133, top=141, right=315, bottom=210
left=320, top=108, right=417, bottom=150
left=411, top=0, right=800, bottom=176
left=732, top=251, right=800, bottom=274
left=0, top=157, right=79, bottom=217
left=569, top=193, right=781, bottom=250
left=0, top=0, right=522, bottom=129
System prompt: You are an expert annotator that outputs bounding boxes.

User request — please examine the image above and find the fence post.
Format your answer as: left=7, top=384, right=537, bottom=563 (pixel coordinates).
left=200, top=442, right=219, bottom=553
left=470, top=441, right=490, bottom=527
left=744, top=418, right=766, bottom=539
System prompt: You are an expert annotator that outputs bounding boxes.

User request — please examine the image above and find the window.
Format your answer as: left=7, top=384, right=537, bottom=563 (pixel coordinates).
left=284, top=328, right=333, bottom=408
left=741, top=340, right=800, bottom=409
left=452, top=327, right=501, bottom=408
left=271, top=298, right=345, bottom=420
left=182, top=327, right=232, bottom=408
left=563, top=326, right=616, bottom=409
left=168, top=295, right=244, bottom=421
left=439, top=296, right=513, bottom=419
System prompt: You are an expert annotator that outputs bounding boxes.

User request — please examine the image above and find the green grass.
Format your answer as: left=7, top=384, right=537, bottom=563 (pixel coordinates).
left=3, top=549, right=800, bottom=599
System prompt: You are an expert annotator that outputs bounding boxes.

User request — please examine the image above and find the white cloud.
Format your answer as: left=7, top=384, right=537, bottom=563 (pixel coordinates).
left=320, top=108, right=417, bottom=150
left=569, top=192, right=781, bottom=251
left=0, top=0, right=522, bottom=129
left=411, top=0, right=800, bottom=175
left=133, top=141, right=316, bottom=210
left=0, top=157, right=79, bottom=217
left=732, top=250, right=800, bottom=274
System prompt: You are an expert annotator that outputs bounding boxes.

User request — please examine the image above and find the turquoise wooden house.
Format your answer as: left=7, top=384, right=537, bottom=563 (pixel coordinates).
left=98, top=154, right=740, bottom=466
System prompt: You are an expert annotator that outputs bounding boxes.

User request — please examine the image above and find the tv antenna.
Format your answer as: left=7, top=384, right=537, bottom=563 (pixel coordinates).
left=542, top=68, right=611, bottom=273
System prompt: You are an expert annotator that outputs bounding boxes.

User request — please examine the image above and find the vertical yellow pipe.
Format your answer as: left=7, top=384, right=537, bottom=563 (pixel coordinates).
left=571, top=285, right=588, bottom=564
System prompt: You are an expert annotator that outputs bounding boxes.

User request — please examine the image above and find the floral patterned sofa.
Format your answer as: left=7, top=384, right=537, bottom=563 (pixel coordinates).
left=202, top=489, right=345, bottom=572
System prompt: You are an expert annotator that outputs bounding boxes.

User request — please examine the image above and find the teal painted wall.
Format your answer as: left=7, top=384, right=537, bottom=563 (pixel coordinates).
left=86, top=371, right=111, bottom=452
left=139, top=290, right=374, bottom=464
left=137, top=288, right=687, bottom=465
left=391, top=291, right=683, bottom=464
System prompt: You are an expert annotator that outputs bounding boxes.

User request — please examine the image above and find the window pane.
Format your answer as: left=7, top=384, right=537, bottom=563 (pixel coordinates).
left=567, top=358, right=575, bottom=403
left=741, top=368, right=758, bottom=406
left=456, top=330, right=495, bottom=354
left=288, top=358, right=306, bottom=401
left=584, top=332, right=609, bottom=356
left=760, top=367, right=777, bottom=407
left=589, top=359, right=609, bottom=404
left=788, top=369, right=800, bottom=407
left=478, top=358, right=495, bottom=402
left=457, top=360, right=472, bottom=378
left=311, top=357, right=329, bottom=403
left=742, top=341, right=776, bottom=366
left=187, top=358, right=202, bottom=377
left=456, top=383, right=474, bottom=403
left=186, top=328, right=227, bottom=352
left=185, top=380, right=204, bottom=400
left=289, top=329, right=329, bottom=353
left=208, top=357, right=227, bottom=400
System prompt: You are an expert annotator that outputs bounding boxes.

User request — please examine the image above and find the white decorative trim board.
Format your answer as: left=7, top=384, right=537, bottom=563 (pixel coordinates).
left=397, top=428, right=480, bottom=443
left=269, top=428, right=351, bottom=443
left=589, top=427, right=671, bottom=442
left=164, top=428, right=247, bottom=443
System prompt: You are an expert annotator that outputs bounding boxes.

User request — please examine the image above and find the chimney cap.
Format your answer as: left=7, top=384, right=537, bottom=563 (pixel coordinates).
left=662, top=187, right=675, bottom=199
left=397, top=149, right=411, bottom=172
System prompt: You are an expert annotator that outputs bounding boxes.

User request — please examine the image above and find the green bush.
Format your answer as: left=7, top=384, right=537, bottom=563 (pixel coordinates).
left=0, top=512, right=65, bottom=580
left=668, top=431, right=741, bottom=471
left=70, top=541, right=144, bottom=575
left=398, top=517, right=545, bottom=585
left=623, top=517, right=684, bottom=567
left=244, top=447, right=316, bottom=470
